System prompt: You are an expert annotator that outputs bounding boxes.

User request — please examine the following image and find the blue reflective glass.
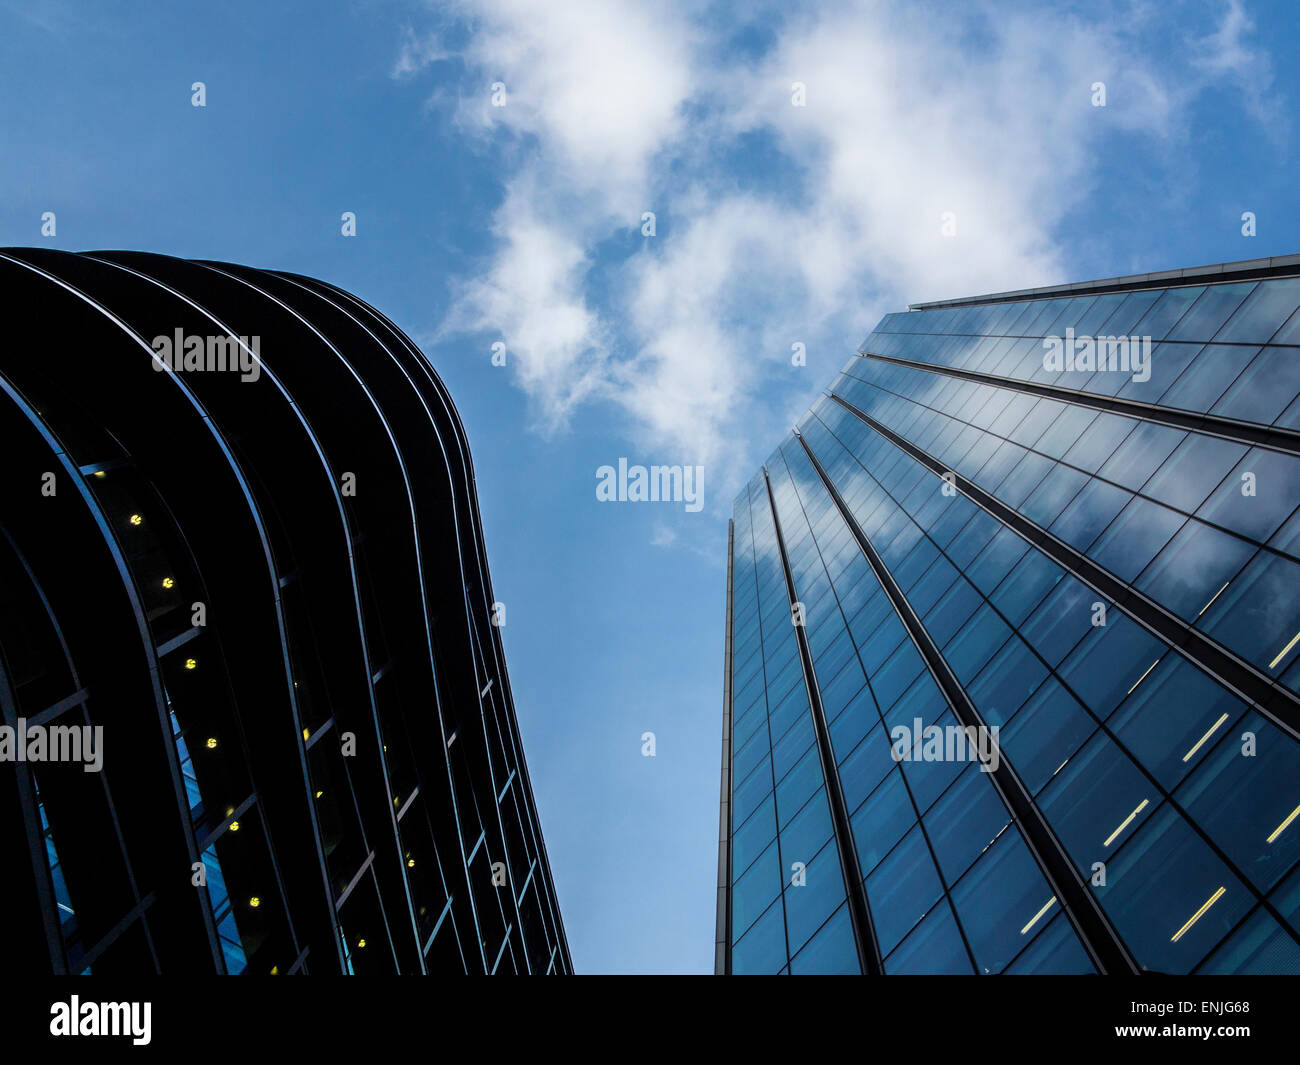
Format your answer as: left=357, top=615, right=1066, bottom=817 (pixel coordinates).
left=783, top=839, right=847, bottom=954
left=924, top=763, right=1011, bottom=885
left=732, top=838, right=783, bottom=937
left=883, top=899, right=973, bottom=974
left=732, top=896, right=786, bottom=974
left=1098, top=805, right=1251, bottom=974
left=950, top=829, right=1055, bottom=974
left=1058, top=614, right=1166, bottom=721
left=1002, top=677, right=1097, bottom=794
left=1004, top=912, right=1096, bottom=974
left=1175, top=712, right=1300, bottom=893
left=850, top=768, right=916, bottom=875
left=1037, top=731, right=1154, bottom=874
left=789, top=902, right=860, bottom=974
left=865, top=825, right=945, bottom=955
left=1108, top=653, right=1247, bottom=790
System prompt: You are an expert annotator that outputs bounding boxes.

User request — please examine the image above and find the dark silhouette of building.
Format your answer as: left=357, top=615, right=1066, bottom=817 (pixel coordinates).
left=718, top=255, right=1300, bottom=974
left=0, top=248, right=570, bottom=974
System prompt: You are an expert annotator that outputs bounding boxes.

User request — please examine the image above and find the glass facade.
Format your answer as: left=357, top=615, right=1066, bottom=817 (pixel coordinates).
left=0, top=248, right=569, bottom=975
left=719, top=263, right=1300, bottom=975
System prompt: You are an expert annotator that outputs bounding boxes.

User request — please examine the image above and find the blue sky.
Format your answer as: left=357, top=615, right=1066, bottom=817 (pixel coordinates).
left=2, top=0, right=1298, bottom=973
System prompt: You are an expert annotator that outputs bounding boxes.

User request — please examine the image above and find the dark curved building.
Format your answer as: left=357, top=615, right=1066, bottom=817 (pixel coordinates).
left=0, top=248, right=571, bottom=974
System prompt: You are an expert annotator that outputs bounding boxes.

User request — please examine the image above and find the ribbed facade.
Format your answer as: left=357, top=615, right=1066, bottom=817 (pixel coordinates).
left=0, top=248, right=570, bottom=974
left=719, top=257, right=1300, bottom=975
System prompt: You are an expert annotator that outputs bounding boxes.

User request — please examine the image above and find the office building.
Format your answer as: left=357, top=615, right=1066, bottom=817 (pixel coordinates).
left=717, top=255, right=1300, bottom=974
left=0, top=248, right=570, bottom=974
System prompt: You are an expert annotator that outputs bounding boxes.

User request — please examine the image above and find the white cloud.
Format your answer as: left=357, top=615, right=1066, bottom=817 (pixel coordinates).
left=401, top=0, right=1284, bottom=510
left=650, top=525, right=677, bottom=549
left=439, top=181, right=611, bottom=430
left=1188, top=0, right=1284, bottom=137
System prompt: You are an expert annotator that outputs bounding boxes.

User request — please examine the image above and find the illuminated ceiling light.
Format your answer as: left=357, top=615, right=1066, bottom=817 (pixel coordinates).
left=357, top=938, right=367, bottom=949
left=1269, top=629, right=1300, bottom=671
left=1171, top=886, right=1225, bottom=942
left=162, top=576, right=175, bottom=589
left=229, top=820, right=240, bottom=832
left=184, top=658, right=197, bottom=671
left=1103, top=799, right=1149, bottom=847
left=1198, top=581, right=1230, bottom=617
left=129, top=513, right=143, bottom=526
left=1126, top=659, right=1160, bottom=696
left=407, top=859, right=415, bottom=868
left=205, top=737, right=218, bottom=750
left=1019, top=895, right=1056, bottom=936
left=1266, top=802, right=1300, bottom=845
left=249, top=896, right=261, bottom=908
left=1181, top=713, right=1229, bottom=763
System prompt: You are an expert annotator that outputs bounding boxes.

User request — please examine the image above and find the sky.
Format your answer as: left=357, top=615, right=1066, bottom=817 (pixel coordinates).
left=2, top=0, right=1298, bottom=974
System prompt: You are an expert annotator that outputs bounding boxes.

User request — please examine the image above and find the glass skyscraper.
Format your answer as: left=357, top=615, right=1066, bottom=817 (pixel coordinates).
left=716, top=256, right=1300, bottom=975
left=0, top=248, right=569, bottom=975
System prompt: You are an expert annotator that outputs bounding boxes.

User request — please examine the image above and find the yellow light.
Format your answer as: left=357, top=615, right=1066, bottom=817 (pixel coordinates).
left=162, top=577, right=175, bottom=589
left=1198, top=581, right=1230, bottom=617
left=92, top=471, right=107, bottom=479
left=1266, top=802, right=1300, bottom=845
left=1182, top=713, right=1229, bottom=763
left=407, top=858, right=415, bottom=868
left=249, top=896, right=261, bottom=908
left=315, top=790, right=323, bottom=799
left=302, top=728, right=310, bottom=740
left=1019, top=896, right=1056, bottom=935
left=1126, top=659, right=1160, bottom=696
left=1269, top=629, right=1300, bottom=671
left=205, top=737, right=218, bottom=750
left=1103, top=799, right=1149, bottom=847
left=1171, top=886, right=1225, bottom=942
left=270, top=966, right=279, bottom=975
left=184, top=658, right=197, bottom=671
left=129, top=513, right=143, bottom=526
left=394, top=796, right=400, bottom=805
left=229, top=820, right=240, bottom=832
left=225, top=806, right=234, bottom=816
left=357, top=938, right=367, bottom=949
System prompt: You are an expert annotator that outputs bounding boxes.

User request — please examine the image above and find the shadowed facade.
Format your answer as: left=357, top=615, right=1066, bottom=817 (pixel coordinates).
left=0, top=248, right=570, bottom=975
